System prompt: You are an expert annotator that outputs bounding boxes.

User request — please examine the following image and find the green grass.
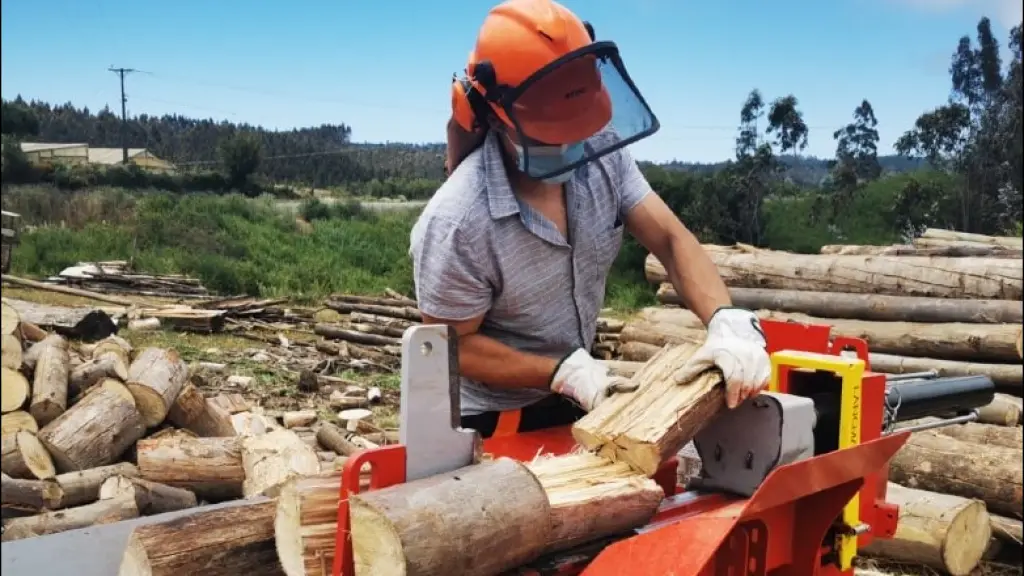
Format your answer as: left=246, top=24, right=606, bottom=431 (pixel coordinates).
left=2, top=174, right=930, bottom=313
left=4, top=185, right=659, bottom=311
left=6, top=186, right=416, bottom=300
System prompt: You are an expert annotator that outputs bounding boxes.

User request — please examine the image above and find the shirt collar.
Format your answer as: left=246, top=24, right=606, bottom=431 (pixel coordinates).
left=483, top=132, right=520, bottom=220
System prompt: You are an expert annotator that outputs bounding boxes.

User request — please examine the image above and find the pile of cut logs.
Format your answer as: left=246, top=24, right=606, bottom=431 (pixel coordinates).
left=314, top=293, right=626, bottom=363
left=621, top=228, right=1023, bottom=575
left=46, top=261, right=212, bottom=299
left=639, top=231, right=1023, bottom=394
left=0, top=299, right=396, bottom=575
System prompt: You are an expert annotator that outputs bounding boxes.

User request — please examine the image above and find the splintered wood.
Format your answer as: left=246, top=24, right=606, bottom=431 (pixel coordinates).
left=526, top=453, right=664, bottom=553
left=274, top=472, right=345, bottom=576
left=573, top=343, right=724, bottom=476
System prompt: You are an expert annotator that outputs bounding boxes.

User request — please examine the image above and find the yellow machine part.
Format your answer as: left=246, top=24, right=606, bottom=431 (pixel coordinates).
left=769, top=349, right=866, bottom=571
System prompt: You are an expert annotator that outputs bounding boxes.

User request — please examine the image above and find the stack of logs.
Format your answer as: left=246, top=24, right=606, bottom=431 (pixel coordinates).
left=626, top=228, right=1023, bottom=575
left=0, top=299, right=394, bottom=576
left=314, top=293, right=626, bottom=364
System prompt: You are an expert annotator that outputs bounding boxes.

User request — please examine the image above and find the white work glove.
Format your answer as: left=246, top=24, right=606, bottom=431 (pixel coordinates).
left=672, top=307, right=771, bottom=409
left=550, top=349, right=638, bottom=412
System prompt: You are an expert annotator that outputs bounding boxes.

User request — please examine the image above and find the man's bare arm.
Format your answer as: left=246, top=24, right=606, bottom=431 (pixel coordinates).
left=420, top=312, right=558, bottom=390
left=624, top=193, right=731, bottom=324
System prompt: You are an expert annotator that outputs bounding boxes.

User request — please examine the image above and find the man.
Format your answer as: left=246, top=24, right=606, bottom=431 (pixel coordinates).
left=410, top=0, right=771, bottom=438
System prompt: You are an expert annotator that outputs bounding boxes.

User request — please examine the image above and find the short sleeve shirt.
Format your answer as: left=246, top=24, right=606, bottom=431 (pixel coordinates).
left=409, top=130, right=653, bottom=416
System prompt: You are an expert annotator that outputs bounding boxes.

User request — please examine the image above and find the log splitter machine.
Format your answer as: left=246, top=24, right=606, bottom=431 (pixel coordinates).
left=331, top=319, right=996, bottom=576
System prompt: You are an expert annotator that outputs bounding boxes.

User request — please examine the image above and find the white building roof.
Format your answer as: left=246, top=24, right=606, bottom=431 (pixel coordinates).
left=19, top=142, right=87, bottom=152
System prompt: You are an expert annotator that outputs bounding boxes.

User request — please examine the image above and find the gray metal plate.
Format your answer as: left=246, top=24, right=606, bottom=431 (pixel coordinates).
left=398, top=324, right=479, bottom=481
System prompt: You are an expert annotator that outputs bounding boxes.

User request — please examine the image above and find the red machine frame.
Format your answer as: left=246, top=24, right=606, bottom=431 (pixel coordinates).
left=330, top=320, right=909, bottom=576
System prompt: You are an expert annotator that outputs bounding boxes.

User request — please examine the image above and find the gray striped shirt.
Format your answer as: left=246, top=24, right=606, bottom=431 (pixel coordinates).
left=409, top=131, right=652, bottom=415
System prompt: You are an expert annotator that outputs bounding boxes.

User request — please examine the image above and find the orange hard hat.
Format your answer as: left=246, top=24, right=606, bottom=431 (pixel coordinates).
left=452, top=0, right=612, bottom=145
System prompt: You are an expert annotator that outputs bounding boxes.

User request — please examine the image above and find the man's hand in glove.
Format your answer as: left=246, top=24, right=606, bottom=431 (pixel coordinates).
left=672, top=307, right=771, bottom=408
left=550, top=349, right=638, bottom=412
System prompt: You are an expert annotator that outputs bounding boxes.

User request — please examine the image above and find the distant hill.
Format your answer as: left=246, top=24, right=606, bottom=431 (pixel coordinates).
left=652, top=155, right=927, bottom=187
left=5, top=97, right=925, bottom=188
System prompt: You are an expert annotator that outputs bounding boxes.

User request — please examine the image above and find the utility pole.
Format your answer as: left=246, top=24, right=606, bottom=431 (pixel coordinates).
left=108, top=67, right=138, bottom=164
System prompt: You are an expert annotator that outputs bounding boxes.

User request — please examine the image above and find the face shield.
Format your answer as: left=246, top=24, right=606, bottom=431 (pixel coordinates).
left=489, top=41, right=660, bottom=181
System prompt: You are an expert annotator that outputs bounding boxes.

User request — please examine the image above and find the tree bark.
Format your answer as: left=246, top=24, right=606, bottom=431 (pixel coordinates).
left=990, top=514, right=1023, bottom=547
left=925, top=420, right=1022, bottom=449
left=888, top=431, right=1023, bottom=517
left=98, top=475, right=198, bottom=515
left=634, top=306, right=1023, bottom=363
left=656, top=284, right=1023, bottom=324
left=117, top=498, right=283, bottom=576
left=349, top=457, right=552, bottom=576
left=976, top=393, right=1022, bottom=427
left=29, top=337, right=69, bottom=426
left=54, top=462, right=140, bottom=509
left=275, top=472, right=345, bottom=576
left=1, top=275, right=135, bottom=305
left=17, top=322, right=47, bottom=343
left=126, top=347, right=189, bottom=427
left=3, top=297, right=121, bottom=341
left=324, top=301, right=423, bottom=321
left=69, top=353, right=128, bottom=398
left=1, top=430, right=56, bottom=480
left=862, top=483, right=991, bottom=576
left=21, top=333, right=65, bottom=373
left=165, top=382, right=236, bottom=437
left=1, top=366, right=30, bottom=413
left=573, top=343, right=725, bottom=477
left=1, top=493, right=139, bottom=542
left=38, top=382, right=145, bottom=472
left=616, top=316, right=1023, bottom=391
left=313, top=323, right=401, bottom=347
left=1, top=410, right=37, bottom=435
left=868, top=353, right=1022, bottom=393
left=919, top=228, right=1023, bottom=249
left=282, top=410, right=317, bottom=429
left=1, top=472, right=62, bottom=515
left=316, top=422, right=365, bottom=456
left=819, top=243, right=1023, bottom=258
left=240, top=429, right=320, bottom=498
left=135, top=436, right=245, bottom=502
left=89, top=335, right=133, bottom=366
left=644, top=252, right=1022, bottom=300
left=526, top=453, right=664, bottom=554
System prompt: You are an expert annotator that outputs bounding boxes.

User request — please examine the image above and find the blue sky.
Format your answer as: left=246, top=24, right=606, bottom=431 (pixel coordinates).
left=1, top=0, right=1021, bottom=163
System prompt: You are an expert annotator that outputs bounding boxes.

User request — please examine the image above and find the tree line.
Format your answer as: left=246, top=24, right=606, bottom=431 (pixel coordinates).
left=1, top=16, right=1021, bottom=241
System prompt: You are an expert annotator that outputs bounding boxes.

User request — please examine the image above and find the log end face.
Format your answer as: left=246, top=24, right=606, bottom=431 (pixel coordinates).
left=126, top=383, right=171, bottom=427
left=17, top=430, right=56, bottom=480
left=350, top=500, right=408, bottom=576
left=1, top=366, right=30, bottom=412
left=943, top=499, right=992, bottom=576
left=1, top=410, right=38, bottom=435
